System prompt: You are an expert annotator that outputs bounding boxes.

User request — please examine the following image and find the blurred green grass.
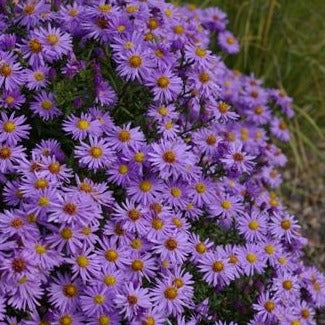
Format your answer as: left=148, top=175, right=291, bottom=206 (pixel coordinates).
left=178, top=0, right=325, bottom=178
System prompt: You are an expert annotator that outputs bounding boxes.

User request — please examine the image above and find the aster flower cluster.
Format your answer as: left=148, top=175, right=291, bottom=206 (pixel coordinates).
left=0, top=0, right=323, bottom=324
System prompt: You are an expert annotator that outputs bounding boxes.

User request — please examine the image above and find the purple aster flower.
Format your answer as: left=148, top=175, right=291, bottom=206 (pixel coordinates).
left=221, top=142, right=256, bottom=174
left=198, top=251, right=235, bottom=289
left=269, top=212, right=301, bottom=244
left=0, top=142, right=25, bottom=173
left=270, top=117, right=290, bottom=142
left=0, top=112, right=31, bottom=145
left=0, top=51, right=24, bottom=90
left=153, top=231, right=191, bottom=263
left=188, top=178, right=217, bottom=207
left=48, top=273, right=81, bottom=312
left=95, top=79, right=117, bottom=107
left=67, top=248, right=101, bottom=282
left=0, top=89, right=26, bottom=110
left=48, top=192, right=100, bottom=226
left=115, top=46, right=152, bottom=81
left=238, top=244, right=267, bottom=276
left=272, top=272, right=301, bottom=302
left=218, top=30, right=239, bottom=54
left=237, top=208, right=268, bottom=243
left=114, top=282, right=152, bottom=320
left=207, top=100, right=239, bottom=122
left=15, top=1, right=50, bottom=28
left=24, top=65, right=50, bottom=90
left=124, top=253, right=157, bottom=283
left=75, top=136, right=115, bottom=171
left=38, top=25, right=72, bottom=61
left=63, top=113, right=102, bottom=141
left=148, top=140, right=194, bottom=180
left=150, top=277, right=190, bottom=317
left=253, top=291, right=280, bottom=323
left=30, top=91, right=61, bottom=120
left=112, top=200, right=148, bottom=235
left=106, top=123, right=145, bottom=151
left=210, top=193, right=244, bottom=221
left=145, top=67, right=183, bottom=103
left=80, top=285, right=113, bottom=317
left=127, top=176, right=164, bottom=205
left=46, top=225, right=83, bottom=255
left=52, top=310, right=84, bottom=325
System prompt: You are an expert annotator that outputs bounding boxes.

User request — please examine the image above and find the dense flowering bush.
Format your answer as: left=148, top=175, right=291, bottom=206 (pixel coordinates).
left=0, top=0, right=324, bottom=324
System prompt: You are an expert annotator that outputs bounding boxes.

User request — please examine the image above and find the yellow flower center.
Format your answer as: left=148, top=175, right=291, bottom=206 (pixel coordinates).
left=134, top=152, right=145, bottom=162
left=164, top=287, right=178, bottom=299
left=233, top=152, right=244, bottom=161
left=118, top=164, right=129, bottom=174
left=165, top=238, right=178, bottom=250
left=131, top=259, right=144, bottom=271
left=118, top=130, right=131, bottom=142
left=60, top=228, right=73, bottom=240
left=227, top=36, right=235, bottom=45
left=69, top=8, right=79, bottom=17
left=94, top=294, right=105, bottom=304
left=281, top=219, right=291, bottom=230
left=126, top=5, right=138, bottom=13
left=248, top=220, right=259, bottom=230
left=206, top=135, right=217, bottom=145
left=35, top=244, right=47, bottom=255
left=157, top=76, right=170, bottom=88
left=23, top=4, right=36, bottom=14
left=77, top=119, right=90, bottom=130
left=142, top=316, right=155, bottom=325
left=0, top=64, right=12, bottom=77
left=63, top=203, right=77, bottom=215
left=155, top=49, right=164, bottom=58
left=212, top=261, right=224, bottom=272
left=117, top=25, right=126, bottom=32
left=221, top=200, right=232, bottom=209
left=158, top=106, right=168, bottom=115
left=172, top=217, right=182, bottom=228
left=0, top=147, right=11, bottom=159
left=195, top=242, right=206, bottom=254
left=46, top=34, right=59, bottom=45
left=105, top=249, right=118, bottom=262
left=11, top=217, right=23, bottom=228
left=195, top=47, right=206, bottom=58
left=195, top=182, right=206, bottom=194
left=98, top=4, right=111, bottom=12
left=3, top=121, right=16, bottom=133
left=41, top=100, right=53, bottom=110
left=171, top=187, right=181, bottom=198
left=264, top=301, right=275, bottom=312
left=90, top=146, right=103, bottom=158
left=131, top=238, right=142, bottom=249
left=29, top=39, right=43, bottom=53
left=152, top=218, right=164, bottom=230
left=282, top=280, right=293, bottom=290
left=38, top=196, right=49, bottom=207
left=264, top=244, right=275, bottom=255
left=199, top=72, right=210, bottom=83
left=103, top=275, right=116, bottom=286
left=128, top=55, right=142, bottom=68
left=163, top=150, right=176, bottom=163
left=79, top=182, right=93, bottom=193
left=301, top=309, right=310, bottom=319
left=5, top=96, right=14, bottom=104
left=127, top=295, right=138, bottom=305
left=172, top=277, right=184, bottom=288
left=246, top=253, right=257, bottom=264
left=76, top=255, right=89, bottom=267
left=49, top=162, right=61, bottom=174
left=128, top=208, right=141, bottom=221
left=139, top=180, right=152, bottom=192
left=173, top=25, right=184, bottom=34
left=63, top=284, right=78, bottom=297
left=82, top=227, right=91, bottom=235
left=60, top=315, right=73, bottom=325
left=98, top=315, right=110, bottom=325
left=254, top=106, right=264, bottom=115
left=34, top=71, right=44, bottom=81
left=147, top=18, right=159, bottom=29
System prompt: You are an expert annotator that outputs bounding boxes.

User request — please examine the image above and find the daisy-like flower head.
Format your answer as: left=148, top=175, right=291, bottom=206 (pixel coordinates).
left=145, top=67, right=183, bottom=103
left=218, top=30, right=239, bottom=54
left=238, top=244, right=267, bottom=276
left=75, top=136, right=115, bottom=171
left=30, top=91, right=61, bottom=121
left=114, top=282, right=152, bottom=320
